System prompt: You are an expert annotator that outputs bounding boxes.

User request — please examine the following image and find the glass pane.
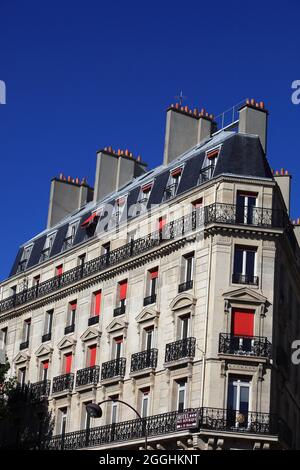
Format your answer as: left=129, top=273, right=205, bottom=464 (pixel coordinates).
left=178, top=388, right=185, bottom=412
left=246, top=251, right=255, bottom=277
left=234, top=249, right=243, bottom=274
left=240, top=386, right=249, bottom=413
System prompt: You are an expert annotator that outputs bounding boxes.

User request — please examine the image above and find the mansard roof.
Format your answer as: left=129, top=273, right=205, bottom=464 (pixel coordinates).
left=9, top=131, right=274, bottom=278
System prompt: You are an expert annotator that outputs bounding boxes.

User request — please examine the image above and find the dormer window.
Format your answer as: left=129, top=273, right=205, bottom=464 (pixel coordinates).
left=18, top=245, right=33, bottom=273
left=40, top=233, right=56, bottom=262
left=113, top=197, right=127, bottom=225
left=135, top=183, right=153, bottom=216
left=62, top=221, right=79, bottom=251
left=199, top=148, right=220, bottom=183
left=163, top=167, right=183, bottom=201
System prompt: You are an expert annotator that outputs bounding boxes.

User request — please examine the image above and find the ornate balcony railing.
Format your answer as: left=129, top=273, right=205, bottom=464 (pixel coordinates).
left=219, top=333, right=272, bottom=358
left=101, top=358, right=126, bottom=380
left=178, top=280, right=193, bottom=293
left=165, top=337, right=196, bottom=363
left=42, top=332, right=51, bottom=342
left=143, top=294, right=156, bottom=306
left=52, top=373, right=74, bottom=394
left=64, top=324, right=75, bottom=335
left=76, top=365, right=100, bottom=387
left=113, top=304, right=126, bottom=317
left=1, top=205, right=286, bottom=315
left=30, top=380, right=51, bottom=401
left=232, top=273, right=259, bottom=285
left=131, top=349, right=158, bottom=373
left=88, top=315, right=99, bottom=326
left=19, top=340, right=29, bottom=350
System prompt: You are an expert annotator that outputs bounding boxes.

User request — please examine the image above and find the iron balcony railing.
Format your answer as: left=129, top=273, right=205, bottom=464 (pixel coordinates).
left=30, top=380, right=51, bottom=401
left=41, top=332, right=51, bottom=342
left=198, top=164, right=215, bottom=184
left=232, top=273, right=259, bottom=285
left=219, top=333, right=272, bottom=358
left=113, top=304, right=126, bottom=317
left=43, top=407, right=289, bottom=450
left=101, top=358, right=126, bottom=380
left=76, top=365, right=100, bottom=387
left=1, top=205, right=286, bottom=315
left=88, top=315, right=99, bottom=326
left=19, top=340, right=29, bottom=350
left=131, top=349, right=158, bottom=373
left=165, top=337, right=196, bottom=363
left=178, top=280, right=193, bottom=293
left=64, top=324, right=75, bottom=335
left=143, top=294, right=156, bottom=306
left=52, top=373, right=74, bottom=394
left=162, top=182, right=179, bottom=201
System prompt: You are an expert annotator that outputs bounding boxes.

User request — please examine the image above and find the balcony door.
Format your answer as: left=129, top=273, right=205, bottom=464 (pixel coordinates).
left=236, top=193, right=257, bottom=225
left=227, top=377, right=251, bottom=428
left=231, top=308, right=254, bottom=353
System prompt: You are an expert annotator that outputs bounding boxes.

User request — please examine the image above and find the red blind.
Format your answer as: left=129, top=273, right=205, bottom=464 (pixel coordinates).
left=94, top=291, right=101, bottom=316
left=207, top=149, right=219, bottom=159
left=150, top=268, right=158, bottom=279
left=158, top=217, right=166, bottom=230
left=232, top=309, right=254, bottom=336
left=43, top=360, right=49, bottom=370
left=70, top=301, right=77, bottom=311
left=89, top=345, right=97, bottom=367
left=56, top=265, right=63, bottom=276
left=115, top=336, right=123, bottom=344
left=142, top=183, right=152, bottom=192
left=119, top=281, right=127, bottom=300
left=65, top=353, right=72, bottom=374
left=171, top=167, right=182, bottom=177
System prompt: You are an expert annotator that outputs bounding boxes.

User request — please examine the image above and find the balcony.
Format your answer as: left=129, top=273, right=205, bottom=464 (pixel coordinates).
left=143, top=294, right=156, bottom=306
left=178, top=280, right=193, bottom=293
left=88, top=315, right=99, bottom=326
left=30, top=380, right=51, bottom=401
left=19, top=340, right=29, bottom=350
left=42, top=332, right=51, bottom=342
left=232, top=273, right=259, bottom=286
left=219, top=333, right=272, bottom=358
left=165, top=337, right=196, bottom=364
left=52, top=373, right=74, bottom=394
left=101, top=358, right=126, bottom=381
left=113, top=304, right=126, bottom=317
left=201, top=408, right=276, bottom=435
left=76, top=365, right=100, bottom=388
left=64, top=324, right=75, bottom=335
left=130, top=349, right=158, bottom=374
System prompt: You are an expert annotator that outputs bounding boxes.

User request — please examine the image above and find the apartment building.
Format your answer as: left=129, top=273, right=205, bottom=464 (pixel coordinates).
left=0, top=98, right=299, bottom=450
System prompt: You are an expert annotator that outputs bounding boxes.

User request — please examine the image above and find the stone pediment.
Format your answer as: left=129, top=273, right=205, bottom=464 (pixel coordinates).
left=14, top=351, right=30, bottom=364
left=35, top=344, right=53, bottom=357
left=170, top=293, right=196, bottom=311
left=222, top=287, right=268, bottom=305
left=106, top=318, right=128, bottom=334
left=80, top=327, right=101, bottom=342
left=57, top=335, right=77, bottom=350
left=135, top=307, right=160, bottom=324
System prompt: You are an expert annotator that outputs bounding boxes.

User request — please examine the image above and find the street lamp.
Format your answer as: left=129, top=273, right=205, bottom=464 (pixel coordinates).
left=86, top=399, right=148, bottom=450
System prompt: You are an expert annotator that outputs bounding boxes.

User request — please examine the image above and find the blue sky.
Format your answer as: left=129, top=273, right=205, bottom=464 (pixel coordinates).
left=0, top=0, right=299, bottom=280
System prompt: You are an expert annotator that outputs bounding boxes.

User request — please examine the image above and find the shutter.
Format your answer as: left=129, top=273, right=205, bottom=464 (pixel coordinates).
left=147, top=171, right=170, bottom=207
left=232, top=309, right=254, bottom=336
left=50, top=224, right=69, bottom=257
left=177, top=153, right=205, bottom=195
left=89, top=345, right=97, bottom=367
left=27, top=235, right=47, bottom=269
left=65, top=353, right=72, bottom=374
left=119, top=281, right=128, bottom=300
left=94, top=291, right=101, bottom=316
left=73, top=212, right=92, bottom=246
left=9, top=248, right=24, bottom=277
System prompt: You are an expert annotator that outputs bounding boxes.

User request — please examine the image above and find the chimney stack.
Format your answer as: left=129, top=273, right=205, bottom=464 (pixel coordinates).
left=163, top=103, right=215, bottom=165
left=93, top=147, right=147, bottom=203
left=238, top=99, right=268, bottom=153
left=47, top=175, right=94, bottom=228
left=272, top=168, right=292, bottom=215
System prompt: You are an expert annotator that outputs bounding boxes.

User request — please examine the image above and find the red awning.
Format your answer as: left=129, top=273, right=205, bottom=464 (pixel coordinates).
left=171, top=167, right=182, bottom=177
left=81, top=213, right=99, bottom=228
left=207, top=149, right=219, bottom=159
left=142, top=183, right=153, bottom=193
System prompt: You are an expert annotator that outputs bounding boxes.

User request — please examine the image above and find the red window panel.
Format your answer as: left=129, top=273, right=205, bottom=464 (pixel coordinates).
left=158, top=217, right=166, bottom=230
left=65, top=353, right=72, bottom=374
left=42, top=360, right=49, bottom=370
left=150, top=268, right=158, bottom=279
left=119, top=281, right=128, bottom=300
left=89, top=345, right=97, bottom=367
left=56, top=265, right=63, bottom=276
left=231, top=309, right=254, bottom=337
left=70, top=301, right=77, bottom=311
left=142, top=183, right=152, bottom=193
left=94, top=291, right=102, bottom=316
left=207, top=149, right=219, bottom=159
left=171, top=167, right=182, bottom=177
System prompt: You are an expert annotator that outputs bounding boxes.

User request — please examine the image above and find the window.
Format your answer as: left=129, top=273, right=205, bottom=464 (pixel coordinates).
left=231, top=309, right=255, bottom=337
left=33, top=275, right=40, bottom=287
left=179, top=253, right=194, bottom=292
left=18, top=245, right=32, bottom=272
left=87, top=344, right=97, bottom=367
left=23, top=319, right=31, bottom=343
left=11, top=285, right=17, bottom=296
left=164, top=168, right=183, bottom=200
left=178, top=314, right=190, bottom=340
left=58, top=407, right=68, bottom=435
left=113, top=197, right=126, bottom=226
left=82, top=402, right=92, bottom=430
left=64, top=353, right=72, bottom=374
left=44, top=309, right=53, bottom=337
left=143, top=326, right=154, bottom=351
left=111, top=396, right=119, bottom=424
left=78, top=253, right=86, bottom=266
left=140, top=388, right=150, bottom=418
left=227, top=377, right=251, bottom=428
left=18, top=367, right=26, bottom=386
left=158, top=216, right=166, bottom=231
left=40, top=233, right=55, bottom=261
left=40, top=360, right=49, bottom=381
left=102, top=242, right=110, bottom=255
left=113, top=336, right=123, bottom=360
left=192, top=198, right=203, bottom=210
left=136, top=183, right=153, bottom=214
left=56, top=264, right=63, bottom=277
left=63, top=222, right=78, bottom=250
left=144, top=268, right=158, bottom=305
left=236, top=192, right=257, bottom=225
left=233, top=246, right=257, bottom=285
left=0, top=327, right=7, bottom=350
left=205, top=148, right=219, bottom=178
left=67, top=300, right=77, bottom=327
left=177, top=379, right=187, bottom=412
left=118, top=280, right=127, bottom=308
left=91, top=290, right=102, bottom=317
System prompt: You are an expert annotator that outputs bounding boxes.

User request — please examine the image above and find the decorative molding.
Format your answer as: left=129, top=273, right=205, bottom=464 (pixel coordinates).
left=80, top=327, right=102, bottom=343
left=35, top=344, right=53, bottom=358
left=13, top=351, right=30, bottom=365
left=222, top=286, right=268, bottom=305
left=170, top=293, right=196, bottom=312
left=57, top=336, right=77, bottom=358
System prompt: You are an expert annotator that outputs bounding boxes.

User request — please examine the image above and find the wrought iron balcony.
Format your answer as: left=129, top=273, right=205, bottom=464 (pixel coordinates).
left=165, top=337, right=196, bottom=363
left=198, top=164, right=215, bottom=184
left=76, top=365, right=100, bottom=387
left=232, top=273, right=259, bottom=285
left=131, top=349, right=158, bottom=373
left=30, top=380, right=51, bottom=401
left=52, top=373, right=74, bottom=394
left=219, top=333, right=272, bottom=358
left=113, top=304, right=126, bottom=317
left=101, top=358, right=126, bottom=381
left=64, top=323, right=75, bottom=334
left=88, top=315, right=99, bottom=326
left=143, top=294, right=156, bottom=306
left=19, top=340, right=29, bottom=350
left=42, top=332, right=51, bottom=342
left=178, top=280, right=193, bottom=293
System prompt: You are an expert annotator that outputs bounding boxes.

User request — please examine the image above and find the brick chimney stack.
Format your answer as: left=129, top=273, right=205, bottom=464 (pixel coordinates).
left=272, top=168, right=292, bottom=215
left=238, top=99, right=268, bottom=153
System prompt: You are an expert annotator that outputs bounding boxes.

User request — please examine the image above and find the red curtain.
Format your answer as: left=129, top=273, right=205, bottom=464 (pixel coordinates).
left=94, top=291, right=101, bottom=316
left=65, top=353, right=72, bottom=374
left=150, top=268, right=158, bottom=279
left=43, top=360, right=49, bottom=370
left=119, top=281, right=127, bottom=300
left=89, top=345, right=97, bottom=367
left=232, top=309, right=254, bottom=336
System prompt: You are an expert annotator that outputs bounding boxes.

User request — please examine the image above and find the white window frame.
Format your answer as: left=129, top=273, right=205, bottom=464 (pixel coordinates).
left=141, top=391, right=150, bottom=418
left=177, top=381, right=187, bottom=412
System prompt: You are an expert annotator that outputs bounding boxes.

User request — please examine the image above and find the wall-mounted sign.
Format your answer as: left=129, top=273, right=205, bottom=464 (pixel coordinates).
left=176, top=410, right=199, bottom=430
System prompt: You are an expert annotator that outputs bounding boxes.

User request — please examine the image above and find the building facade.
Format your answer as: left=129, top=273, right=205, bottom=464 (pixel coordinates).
left=0, top=98, right=300, bottom=450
